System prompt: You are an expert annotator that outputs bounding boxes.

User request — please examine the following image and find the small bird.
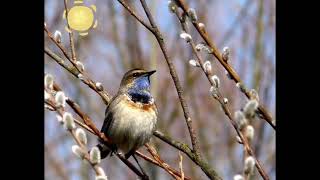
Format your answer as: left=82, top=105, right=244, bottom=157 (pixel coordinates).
left=96, top=68, right=157, bottom=160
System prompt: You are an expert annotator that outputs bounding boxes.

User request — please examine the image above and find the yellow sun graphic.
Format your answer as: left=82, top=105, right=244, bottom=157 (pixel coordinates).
left=63, top=0, right=98, bottom=36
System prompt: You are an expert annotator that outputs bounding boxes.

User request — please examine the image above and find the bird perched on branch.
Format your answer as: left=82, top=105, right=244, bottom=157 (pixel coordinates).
left=96, top=68, right=158, bottom=160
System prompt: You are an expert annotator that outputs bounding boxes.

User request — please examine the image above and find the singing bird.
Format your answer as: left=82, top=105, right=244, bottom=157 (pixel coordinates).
left=97, top=68, right=158, bottom=159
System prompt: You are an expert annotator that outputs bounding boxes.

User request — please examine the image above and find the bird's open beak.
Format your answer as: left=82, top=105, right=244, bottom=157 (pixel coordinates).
left=145, top=70, right=156, bottom=76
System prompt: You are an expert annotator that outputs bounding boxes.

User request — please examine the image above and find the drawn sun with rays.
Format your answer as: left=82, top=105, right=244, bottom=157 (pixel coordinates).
left=63, top=0, right=98, bottom=36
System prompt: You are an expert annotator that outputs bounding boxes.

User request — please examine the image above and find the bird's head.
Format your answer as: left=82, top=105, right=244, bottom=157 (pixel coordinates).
left=119, top=68, right=156, bottom=96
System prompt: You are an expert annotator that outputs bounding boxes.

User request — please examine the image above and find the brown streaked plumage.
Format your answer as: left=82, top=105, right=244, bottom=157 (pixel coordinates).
left=97, top=68, right=157, bottom=160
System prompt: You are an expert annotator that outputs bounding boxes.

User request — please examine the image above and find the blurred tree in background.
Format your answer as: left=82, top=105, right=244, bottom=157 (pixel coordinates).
left=45, top=0, right=275, bottom=179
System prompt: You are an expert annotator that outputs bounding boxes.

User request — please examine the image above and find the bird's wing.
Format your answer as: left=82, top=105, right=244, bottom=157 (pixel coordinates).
left=153, top=100, right=159, bottom=116
left=151, top=99, right=158, bottom=133
left=97, top=94, right=121, bottom=155
left=100, top=93, right=121, bottom=136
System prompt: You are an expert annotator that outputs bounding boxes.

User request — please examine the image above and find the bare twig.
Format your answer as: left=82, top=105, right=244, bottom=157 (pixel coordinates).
left=179, top=151, right=185, bottom=180
left=44, top=24, right=112, bottom=103
left=116, top=0, right=154, bottom=33
left=114, top=153, right=149, bottom=180
left=44, top=47, right=111, bottom=104
left=44, top=24, right=81, bottom=74
left=44, top=26, right=72, bottom=63
left=142, top=0, right=200, bottom=155
left=136, top=151, right=191, bottom=180
left=44, top=47, right=76, bottom=75
left=53, top=83, right=106, bottom=138
left=154, top=131, right=222, bottom=180
left=145, top=144, right=181, bottom=180
left=63, top=0, right=77, bottom=62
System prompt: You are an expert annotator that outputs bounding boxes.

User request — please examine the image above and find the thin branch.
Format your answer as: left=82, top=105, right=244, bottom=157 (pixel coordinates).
left=136, top=151, right=191, bottom=180
left=116, top=154, right=149, bottom=180
left=178, top=151, right=185, bottom=180
left=63, top=0, right=77, bottom=62
left=116, top=0, right=154, bottom=33
left=154, top=131, right=222, bottom=180
left=44, top=47, right=111, bottom=104
left=44, top=26, right=72, bottom=63
left=145, top=144, right=181, bottom=180
left=174, top=0, right=275, bottom=130
left=141, top=0, right=200, bottom=155
left=44, top=47, right=76, bottom=74
left=44, top=24, right=81, bottom=73
left=53, top=83, right=105, bottom=137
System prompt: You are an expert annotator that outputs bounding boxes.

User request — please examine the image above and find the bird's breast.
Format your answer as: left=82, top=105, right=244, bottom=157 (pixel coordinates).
left=108, top=94, right=157, bottom=153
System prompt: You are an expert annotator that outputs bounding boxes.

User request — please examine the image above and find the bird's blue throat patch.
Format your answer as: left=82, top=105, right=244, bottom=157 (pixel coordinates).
left=127, top=76, right=152, bottom=104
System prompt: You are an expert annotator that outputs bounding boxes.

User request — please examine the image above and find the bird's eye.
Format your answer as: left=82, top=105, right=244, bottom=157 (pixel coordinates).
left=133, top=73, right=138, bottom=77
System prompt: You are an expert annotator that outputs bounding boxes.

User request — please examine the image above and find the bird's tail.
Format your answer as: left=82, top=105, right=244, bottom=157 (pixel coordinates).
left=93, top=143, right=111, bottom=159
